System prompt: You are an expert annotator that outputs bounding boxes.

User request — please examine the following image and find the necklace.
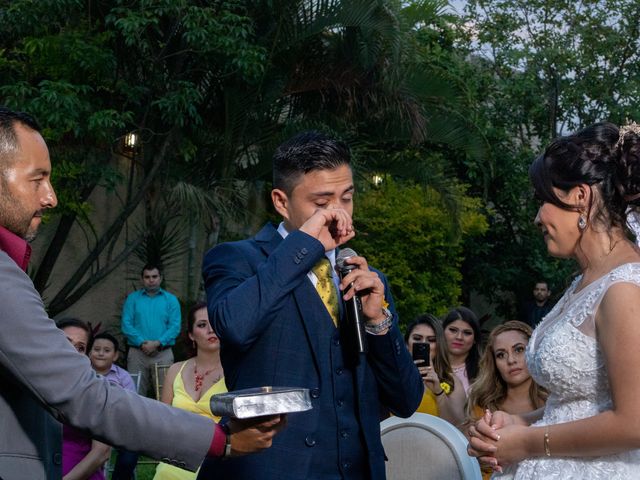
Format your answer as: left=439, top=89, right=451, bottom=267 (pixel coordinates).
left=194, top=362, right=218, bottom=392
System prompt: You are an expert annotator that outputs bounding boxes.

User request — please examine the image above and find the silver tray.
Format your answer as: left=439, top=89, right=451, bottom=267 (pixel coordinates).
left=210, top=386, right=312, bottom=419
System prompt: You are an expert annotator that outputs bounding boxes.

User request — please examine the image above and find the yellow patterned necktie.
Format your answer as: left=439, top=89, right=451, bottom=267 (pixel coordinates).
left=312, top=258, right=339, bottom=326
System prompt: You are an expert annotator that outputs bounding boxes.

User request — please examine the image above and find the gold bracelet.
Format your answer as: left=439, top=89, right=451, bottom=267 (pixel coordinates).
left=543, top=427, right=551, bottom=457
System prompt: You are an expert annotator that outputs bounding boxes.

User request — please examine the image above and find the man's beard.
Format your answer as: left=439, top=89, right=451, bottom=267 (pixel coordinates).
left=0, top=190, right=39, bottom=242
left=24, top=225, right=38, bottom=242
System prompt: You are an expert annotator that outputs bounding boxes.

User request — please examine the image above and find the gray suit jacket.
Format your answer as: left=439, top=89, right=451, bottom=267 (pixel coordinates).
left=0, top=251, right=214, bottom=480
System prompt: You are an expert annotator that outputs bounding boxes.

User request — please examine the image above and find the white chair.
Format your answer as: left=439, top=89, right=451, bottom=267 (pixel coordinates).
left=129, top=371, right=142, bottom=394
left=380, top=413, right=482, bottom=480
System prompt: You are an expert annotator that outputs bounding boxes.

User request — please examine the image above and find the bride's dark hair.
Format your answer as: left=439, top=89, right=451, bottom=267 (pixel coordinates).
left=529, top=121, right=640, bottom=235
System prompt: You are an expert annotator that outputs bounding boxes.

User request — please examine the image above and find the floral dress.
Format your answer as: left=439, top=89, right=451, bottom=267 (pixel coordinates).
left=511, top=263, right=640, bottom=479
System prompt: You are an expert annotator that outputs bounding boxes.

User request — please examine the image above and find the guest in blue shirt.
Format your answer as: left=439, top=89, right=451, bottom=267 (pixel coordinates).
left=121, top=263, right=181, bottom=397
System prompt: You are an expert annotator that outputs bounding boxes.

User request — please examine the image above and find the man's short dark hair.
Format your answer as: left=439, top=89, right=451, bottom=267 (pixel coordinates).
left=273, top=131, right=351, bottom=195
left=141, top=263, right=162, bottom=276
left=92, top=332, right=120, bottom=352
left=0, top=107, right=41, bottom=175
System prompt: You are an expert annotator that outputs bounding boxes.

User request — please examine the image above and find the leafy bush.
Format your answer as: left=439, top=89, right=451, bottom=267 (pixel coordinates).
left=349, top=178, right=487, bottom=327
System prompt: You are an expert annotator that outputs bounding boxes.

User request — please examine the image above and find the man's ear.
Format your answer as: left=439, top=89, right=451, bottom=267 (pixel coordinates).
left=113, top=350, right=119, bottom=362
left=271, top=189, right=290, bottom=221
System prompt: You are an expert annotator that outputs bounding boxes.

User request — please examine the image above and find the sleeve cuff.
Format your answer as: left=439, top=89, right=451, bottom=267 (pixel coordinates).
left=207, top=423, right=227, bottom=458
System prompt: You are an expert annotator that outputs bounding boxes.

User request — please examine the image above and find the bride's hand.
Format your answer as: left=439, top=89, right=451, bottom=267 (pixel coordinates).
left=468, top=410, right=502, bottom=471
left=489, top=410, right=523, bottom=429
left=488, top=423, right=531, bottom=466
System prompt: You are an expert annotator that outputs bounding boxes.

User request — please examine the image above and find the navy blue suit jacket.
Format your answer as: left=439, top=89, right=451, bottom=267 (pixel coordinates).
left=200, top=223, right=423, bottom=479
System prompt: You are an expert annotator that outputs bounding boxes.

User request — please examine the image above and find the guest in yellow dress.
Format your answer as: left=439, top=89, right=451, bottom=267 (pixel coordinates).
left=405, top=314, right=466, bottom=427
left=153, top=302, right=227, bottom=480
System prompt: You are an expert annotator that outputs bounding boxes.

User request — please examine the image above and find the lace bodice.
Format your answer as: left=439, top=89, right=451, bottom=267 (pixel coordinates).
left=511, top=263, right=640, bottom=479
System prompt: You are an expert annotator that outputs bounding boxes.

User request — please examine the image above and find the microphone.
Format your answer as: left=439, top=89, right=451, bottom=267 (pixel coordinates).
left=336, top=248, right=368, bottom=354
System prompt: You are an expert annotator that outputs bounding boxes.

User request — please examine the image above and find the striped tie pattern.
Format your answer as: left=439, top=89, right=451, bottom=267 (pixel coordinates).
left=312, top=258, right=339, bottom=326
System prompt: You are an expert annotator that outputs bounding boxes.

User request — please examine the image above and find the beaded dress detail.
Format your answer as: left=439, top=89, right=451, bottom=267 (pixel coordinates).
left=512, top=263, right=640, bottom=479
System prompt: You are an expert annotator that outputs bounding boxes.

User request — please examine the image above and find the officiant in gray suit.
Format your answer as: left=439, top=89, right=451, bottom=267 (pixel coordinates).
left=0, top=107, right=285, bottom=480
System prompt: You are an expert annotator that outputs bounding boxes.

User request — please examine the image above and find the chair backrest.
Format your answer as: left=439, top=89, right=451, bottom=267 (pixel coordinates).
left=129, top=371, right=142, bottom=394
left=380, top=413, right=482, bottom=480
left=152, top=363, right=172, bottom=400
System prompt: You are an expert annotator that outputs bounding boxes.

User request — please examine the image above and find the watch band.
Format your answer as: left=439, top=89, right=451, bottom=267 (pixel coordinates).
left=224, top=432, right=232, bottom=457
left=219, top=421, right=232, bottom=458
left=365, top=307, right=393, bottom=334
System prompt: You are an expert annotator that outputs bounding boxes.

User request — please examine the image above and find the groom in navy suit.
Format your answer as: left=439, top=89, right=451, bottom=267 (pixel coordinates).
left=199, top=131, right=423, bottom=479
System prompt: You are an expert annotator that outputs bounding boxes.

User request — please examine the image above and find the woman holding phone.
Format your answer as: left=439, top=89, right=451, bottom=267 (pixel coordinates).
left=405, top=314, right=466, bottom=426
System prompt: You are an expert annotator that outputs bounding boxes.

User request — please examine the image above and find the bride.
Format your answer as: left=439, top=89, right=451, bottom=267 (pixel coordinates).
left=467, top=122, right=640, bottom=479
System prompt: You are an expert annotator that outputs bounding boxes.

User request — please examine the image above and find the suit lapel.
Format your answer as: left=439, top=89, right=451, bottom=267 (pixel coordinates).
left=254, top=223, right=283, bottom=257
left=254, top=223, right=324, bottom=371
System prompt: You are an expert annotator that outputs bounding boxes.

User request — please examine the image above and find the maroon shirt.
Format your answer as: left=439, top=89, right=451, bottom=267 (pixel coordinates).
left=0, top=225, right=31, bottom=271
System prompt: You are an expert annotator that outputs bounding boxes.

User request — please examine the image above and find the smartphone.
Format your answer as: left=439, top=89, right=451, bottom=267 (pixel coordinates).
left=412, top=342, right=430, bottom=368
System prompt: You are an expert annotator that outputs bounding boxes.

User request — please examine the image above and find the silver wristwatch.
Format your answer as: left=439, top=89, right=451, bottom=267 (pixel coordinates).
left=364, top=307, right=393, bottom=334
left=224, top=431, right=232, bottom=457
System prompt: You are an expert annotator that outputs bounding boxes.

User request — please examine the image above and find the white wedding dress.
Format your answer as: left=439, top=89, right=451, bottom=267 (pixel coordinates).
left=512, top=262, right=640, bottom=479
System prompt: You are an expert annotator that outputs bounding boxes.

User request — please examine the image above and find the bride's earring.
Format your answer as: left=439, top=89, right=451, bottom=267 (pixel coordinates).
left=578, top=214, right=587, bottom=230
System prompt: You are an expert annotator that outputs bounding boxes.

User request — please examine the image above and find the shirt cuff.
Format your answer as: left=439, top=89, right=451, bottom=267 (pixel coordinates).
left=207, top=423, right=227, bottom=458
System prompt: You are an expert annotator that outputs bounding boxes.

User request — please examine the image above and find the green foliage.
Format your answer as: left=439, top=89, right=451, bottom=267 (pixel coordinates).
left=0, top=0, right=497, bottom=315
left=465, top=0, right=640, bottom=138
left=445, top=0, right=640, bottom=313
left=0, top=0, right=273, bottom=312
left=152, top=81, right=203, bottom=127
left=350, top=179, right=487, bottom=325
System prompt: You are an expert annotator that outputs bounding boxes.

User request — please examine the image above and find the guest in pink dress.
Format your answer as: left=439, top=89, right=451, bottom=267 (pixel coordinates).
left=57, top=318, right=111, bottom=480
